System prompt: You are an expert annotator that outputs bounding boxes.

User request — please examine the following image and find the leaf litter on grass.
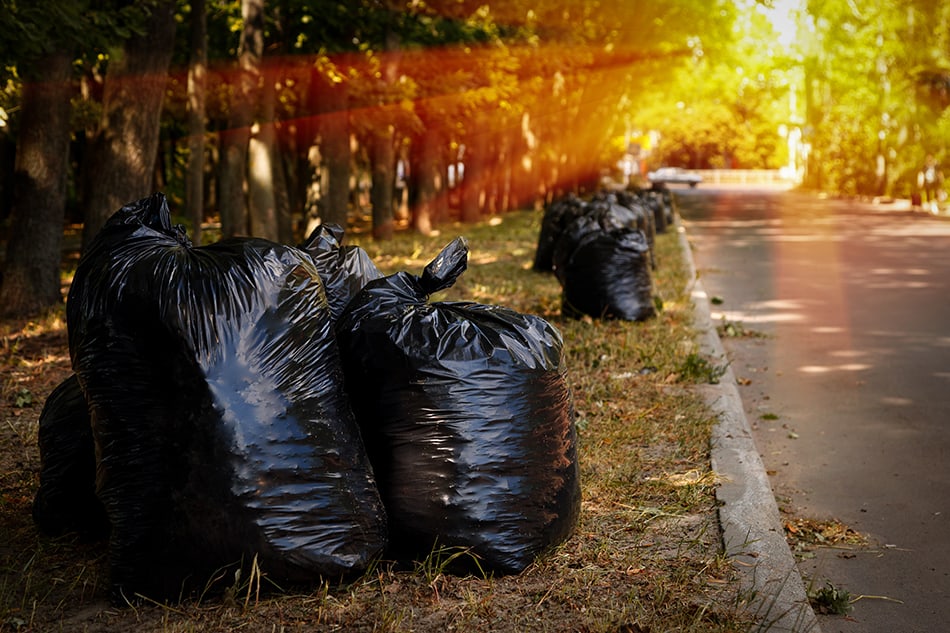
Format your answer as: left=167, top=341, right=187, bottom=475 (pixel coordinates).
left=0, top=209, right=756, bottom=632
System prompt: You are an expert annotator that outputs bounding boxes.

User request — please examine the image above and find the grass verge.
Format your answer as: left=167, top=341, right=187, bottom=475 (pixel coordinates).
left=0, top=208, right=753, bottom=632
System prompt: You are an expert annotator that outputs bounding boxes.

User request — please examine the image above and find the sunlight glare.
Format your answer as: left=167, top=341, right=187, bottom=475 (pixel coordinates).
left=711, top=310, right=803, bottom=324
left=761, top=0, right=802, bottom=47
left=798, top=363, right=870, bottom=374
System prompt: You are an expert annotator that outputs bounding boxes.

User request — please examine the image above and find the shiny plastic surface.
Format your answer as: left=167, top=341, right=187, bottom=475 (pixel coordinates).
left=533, top=194, right=587, bottom=272
left=336, top=237, right=581, bottom=574
left=32, top=374, right=109, bottom=540
left=598, top=189, right=657, bottom=266
left=553, top=210, right=656, bottom=321
left=300, top=223, right=382, bottom=321
left=66, top=193, right=386, bottom=600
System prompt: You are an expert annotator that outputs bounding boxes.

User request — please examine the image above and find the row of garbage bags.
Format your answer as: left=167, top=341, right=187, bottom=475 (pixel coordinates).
left=535, top=187, right=676, bottom=321
left=33, top=193, right=581, bottom=602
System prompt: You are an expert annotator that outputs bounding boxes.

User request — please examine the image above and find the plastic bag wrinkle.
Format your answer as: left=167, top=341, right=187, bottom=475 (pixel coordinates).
left=32, top=374, right=109, bottom=540
left=67, top=193, right=386, bottom=600
left=337, top=238, right=580, bottom=575
left=300, top=223, right=382, bottom=321
left=552, top=208, right=656, bottom=321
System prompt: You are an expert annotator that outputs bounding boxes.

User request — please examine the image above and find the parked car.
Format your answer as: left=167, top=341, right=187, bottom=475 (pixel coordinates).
left=646, top=167, right=702, bottom=188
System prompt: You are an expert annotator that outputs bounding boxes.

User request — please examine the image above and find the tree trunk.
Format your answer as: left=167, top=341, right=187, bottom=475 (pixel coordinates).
left=499, top=131, right=518, bottom=213
left=369, top=129, right=395, bottom=240
left=219, top=0, right=264, bottom=238
left=265, top=4, right=297, bottom=244
left=433, top=141, right=449, bottom=223
left=297, top=67, right=323, bottom=237
left=81, top=0, right=177, bottom=249
left=218, top=124, right=250, bottom=237
left=248, top=65, right=278, bottom=241
left=513, top=111, right=539, bottom=210
left=0, top=133, right=15, bottom=221
left=368, top=27, right=400, bottom=240
left=409, top=133, right=434, bottom=235
left=0, top=51, right=73, bottom=317
left=460, top=114, right=490, bottom=223
left=272, top=130, right=294, bottom=244
left=486, top=136, right=506, bottom=215
left=185, top=0, right=207, bottom=245
left=319, top=78, right=351, bottom=228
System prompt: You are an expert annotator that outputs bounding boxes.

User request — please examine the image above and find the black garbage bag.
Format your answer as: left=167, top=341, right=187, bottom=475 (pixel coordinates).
left=553, top=213, right=656, bottom=321
left=590, top=190, right=644, bottom=228
left=336, top=237, right=581, bottom=575
left=636, top=189, right=668, bottom=234
left=32, top=374, right=109, bottom=540
left=533, top=194, right=587, bottom=272
left=300, top=223, right=382, bottom=322
left=593, top=190, right=656, bottom=269
left=654, top=186, right=676, bottom=225
left=67, top=193, right=386, bottom=600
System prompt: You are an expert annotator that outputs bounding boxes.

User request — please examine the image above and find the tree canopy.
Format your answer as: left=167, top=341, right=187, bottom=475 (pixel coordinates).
left=3, top=0, right=950, bottom=316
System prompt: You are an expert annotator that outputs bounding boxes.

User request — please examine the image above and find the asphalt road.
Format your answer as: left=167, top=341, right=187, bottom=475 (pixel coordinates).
left=677, top=186, right=950, bottom=633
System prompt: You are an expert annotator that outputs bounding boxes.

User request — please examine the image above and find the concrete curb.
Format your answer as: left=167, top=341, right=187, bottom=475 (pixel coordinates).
left=677, top=223, right=822, bottom=633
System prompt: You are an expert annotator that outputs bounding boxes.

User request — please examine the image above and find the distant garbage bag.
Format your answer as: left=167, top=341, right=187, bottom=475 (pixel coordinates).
left=590, top=190, right=651, bottom=234
left=636, top=188, right=669, bottom=234
left=32, top=374, right=109, bottom=541
left=300, top=223, right=382, bottom=321
left=336, top=237, right=581, bottom=574
left=66, top=193, right=386, bottom=600
left=553, top=213, right=656, bottom=321
left=655, top=187, right=676, bottom=226
left=533, top=194, right=587, bottom=272
left=590, top=190, right=656, bottom=268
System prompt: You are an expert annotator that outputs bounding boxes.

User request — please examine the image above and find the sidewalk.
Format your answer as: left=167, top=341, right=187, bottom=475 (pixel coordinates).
left=679, top=223, right=822, bottom=633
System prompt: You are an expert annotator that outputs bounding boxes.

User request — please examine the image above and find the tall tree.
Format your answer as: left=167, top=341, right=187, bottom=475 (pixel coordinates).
left=81, top=0, right=177, bottom=248
left=0, top=1, right=151, bottom=316
left=219, top=0, right=264, bottom=238
left=261, top=5, right=295, bottom=243
left=247, top=63, right=280, bottom=242
left=459, top=112, right=489, bottom=222
left=797, top=0, right=950, bottom=197
left=185, top=0, right=208, bottom=245
left=0, top=50, right=74, bottom=316
left=368, top=25, right=402, bottom=241
left=408, top=115, right=445, bottom=235
left=316, top=69, right=352, bottom=228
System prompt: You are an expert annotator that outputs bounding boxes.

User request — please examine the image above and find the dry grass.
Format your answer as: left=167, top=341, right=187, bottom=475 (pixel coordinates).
left=0, top=207, right=754, bottom=632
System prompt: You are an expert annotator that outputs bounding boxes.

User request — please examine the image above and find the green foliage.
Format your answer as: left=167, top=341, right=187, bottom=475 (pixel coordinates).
left=23, top=0, right=950, bottom=252
left=809, top=582, right=853, bottom=615
left=634, top=2, right=794, bottom=170
left=676, top=352, right=728, bottom=385
left=413, top=544, right=487, bottom=585
left=0, top=0, right=154, bottom=79
left=11, top=387, right=33, bottom=408
left=7, top=0, right=950, bottom=217
left=800, top=0, right=950, bottom=196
